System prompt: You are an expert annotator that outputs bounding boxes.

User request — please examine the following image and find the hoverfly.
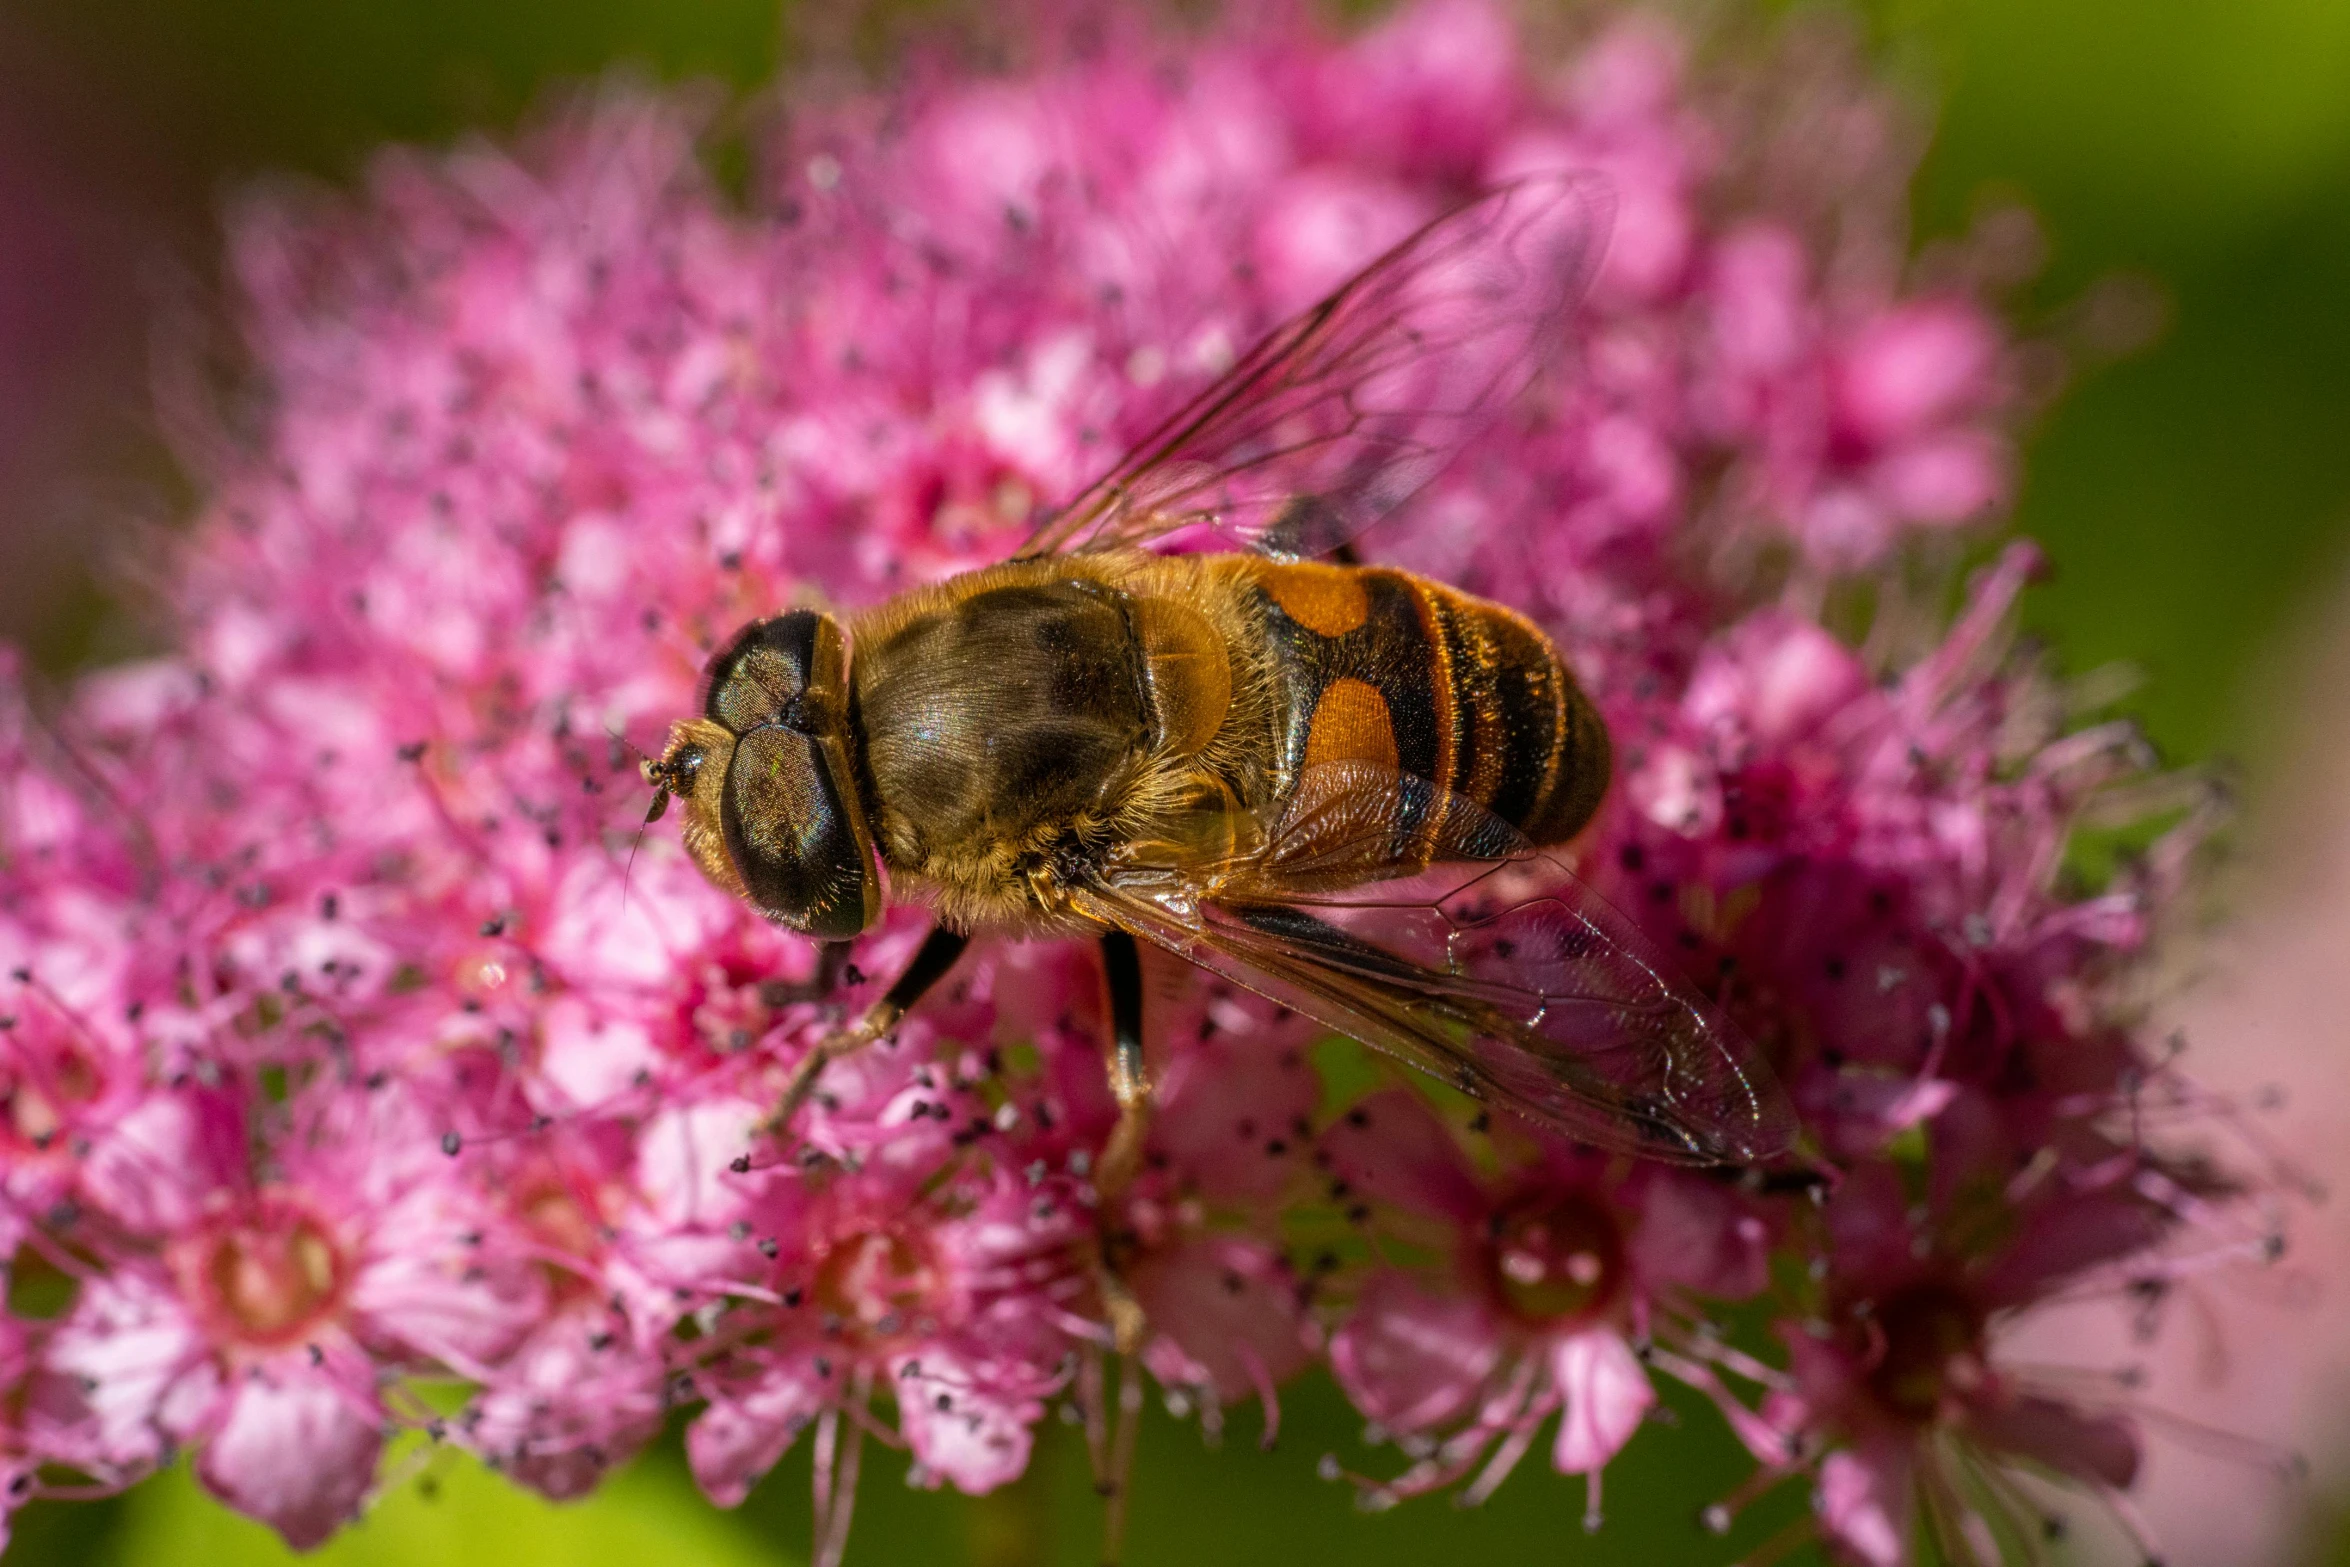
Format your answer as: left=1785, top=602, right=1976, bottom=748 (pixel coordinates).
left=643, top=174, right=1796, bottom=1210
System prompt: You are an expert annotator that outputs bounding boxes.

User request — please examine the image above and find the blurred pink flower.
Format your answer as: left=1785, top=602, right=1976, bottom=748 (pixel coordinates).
left=1759, top=1163, right=2172, bottom=1564
left=1321, top=1089, right=1775, bottom=1524
left=2006, top=568, right=2350, bottom=1566
left=680, top=1136, right=1083, bottom=1503
left=0, top=1, right=2284, bottom=1561
left=29, top=1088, right=541, bottom=1544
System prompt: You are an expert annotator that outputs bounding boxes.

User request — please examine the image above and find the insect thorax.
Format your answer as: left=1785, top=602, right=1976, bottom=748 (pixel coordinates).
left=847, top=556, right=1236, bottom=928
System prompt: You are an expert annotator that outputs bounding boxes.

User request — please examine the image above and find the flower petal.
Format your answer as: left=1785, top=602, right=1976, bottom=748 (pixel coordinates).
left=894, top=1350, right=1042, bottom=1495
left=687, top=1364, right=829, bottom=1509
left=1815, top=1446, right=1911, bottom=1567
left=1319, top=1089, right=1486, bottom=1223
left=1328, top=1269, right=1501, bottom=1432
left=1548, top=1326, right=1652, bottom=1474
left=1131, top=1236, right=1313, bottom=1407
left=196, top=1365, right=382, bottom=1551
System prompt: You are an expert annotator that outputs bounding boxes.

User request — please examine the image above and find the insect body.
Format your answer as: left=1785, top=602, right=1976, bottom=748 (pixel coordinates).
left=844, top=549, right=1607, bottom=931
left=646, top=174, right=1794, bottom=1194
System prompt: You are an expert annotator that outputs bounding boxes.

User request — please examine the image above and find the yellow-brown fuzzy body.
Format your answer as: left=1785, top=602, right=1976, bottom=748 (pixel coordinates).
left=653, top=549, right=1607, bottom=939
left=835, top=548, right=1608, bottom=934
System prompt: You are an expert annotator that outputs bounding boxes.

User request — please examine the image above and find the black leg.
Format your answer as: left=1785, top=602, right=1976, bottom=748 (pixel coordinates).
left=1091, top=932, right=1151, bottom=1567
left=1102, top=933, right=1144, bottom=1108
left=882, top=926, right=971, bottom=1017
left=1095, top=931, right=1151, bottom=1201
left=1089, top=930, right=1153, bottom=1346
left=776, top=926, right=969, bottom=1125
left=758, top=940, right=853, bottom=1009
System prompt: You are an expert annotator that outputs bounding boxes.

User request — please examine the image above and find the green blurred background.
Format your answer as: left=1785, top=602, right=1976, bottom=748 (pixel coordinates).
left=0, top=1, right=2346, bottom=1563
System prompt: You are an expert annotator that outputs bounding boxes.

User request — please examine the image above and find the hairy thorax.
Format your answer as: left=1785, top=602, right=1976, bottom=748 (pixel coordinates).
left=847, top=553, right=1270, bottom=934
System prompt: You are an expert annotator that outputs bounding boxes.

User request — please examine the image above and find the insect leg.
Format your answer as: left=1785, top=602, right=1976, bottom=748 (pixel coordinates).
left=1086, top=932, right=1152, bottom=1565
left=756, top=940, right=853, bottom=1008
left=1095, top=929, right=1153, bottom=1203
left=1091, top=929, right=1153, bottom=1344
left=774, top=926, right=968, bottom=1128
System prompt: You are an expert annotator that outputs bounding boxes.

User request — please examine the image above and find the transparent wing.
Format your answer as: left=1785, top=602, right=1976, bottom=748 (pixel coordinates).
left=1016, top=173, right=1610, bottom=562
left=1077, top=765, right=1796, bottom=1165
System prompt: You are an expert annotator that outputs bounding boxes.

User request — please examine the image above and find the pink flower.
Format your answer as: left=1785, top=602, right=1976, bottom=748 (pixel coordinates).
left=2017, top=581, right=2350, bottom=1565
left=1833, top=302, right=2001, bottom=449
left=679, top=1135, right=1085, bottom=1505
left=32, top=1091, right=543, bottom=1546
left=1321, top=1090, right=1776, bottom=1522
left=1317, top=0, right=1525, bottom=180
left=461, top=1309, right=666, bottom=1502
left=1743, top=1159, right=2207, bottom=1564
left=197, top=1372, right=384, bottom=1551
left=1699, top=231, right=2011, bottom=567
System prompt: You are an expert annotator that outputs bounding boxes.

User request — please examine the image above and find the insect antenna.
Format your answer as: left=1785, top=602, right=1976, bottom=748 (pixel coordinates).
left=605, top=726, right=670, bottom=918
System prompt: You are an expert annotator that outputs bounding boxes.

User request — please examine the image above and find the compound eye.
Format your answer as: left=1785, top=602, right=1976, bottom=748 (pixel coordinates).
left=705, top=612, right=832, bottom=735
left=720, top=726, right=880, bottom=937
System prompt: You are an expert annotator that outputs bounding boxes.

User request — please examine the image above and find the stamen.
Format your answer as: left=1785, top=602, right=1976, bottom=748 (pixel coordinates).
left=1099, top=1352, right=1144, bottom=1565
left=1459, top=1396, right=1549, bottom=1507
left=813, top=1372, right=871, bottom=1567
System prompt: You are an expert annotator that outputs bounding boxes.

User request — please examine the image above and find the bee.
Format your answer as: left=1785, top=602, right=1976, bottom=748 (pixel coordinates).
left=644, top=174, right=1796, bottom=1208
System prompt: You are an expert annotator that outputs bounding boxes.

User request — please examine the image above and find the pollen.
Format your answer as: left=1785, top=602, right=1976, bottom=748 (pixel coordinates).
left=193, top=1201, right=349, bottom=1347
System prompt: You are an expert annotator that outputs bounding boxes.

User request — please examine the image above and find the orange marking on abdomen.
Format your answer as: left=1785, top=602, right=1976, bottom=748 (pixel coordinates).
left=1262, top=563, right=1371, bottom=638
left=1303, top=677, right=1399, bottom=772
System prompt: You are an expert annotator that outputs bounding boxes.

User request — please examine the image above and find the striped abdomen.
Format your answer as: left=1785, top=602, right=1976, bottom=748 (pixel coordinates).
left=1228, top=559, right=1609, bottom=848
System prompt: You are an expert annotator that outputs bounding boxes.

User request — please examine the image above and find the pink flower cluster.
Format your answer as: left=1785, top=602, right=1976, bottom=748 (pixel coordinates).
left=0, top=2, right=2278, bottom=1561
